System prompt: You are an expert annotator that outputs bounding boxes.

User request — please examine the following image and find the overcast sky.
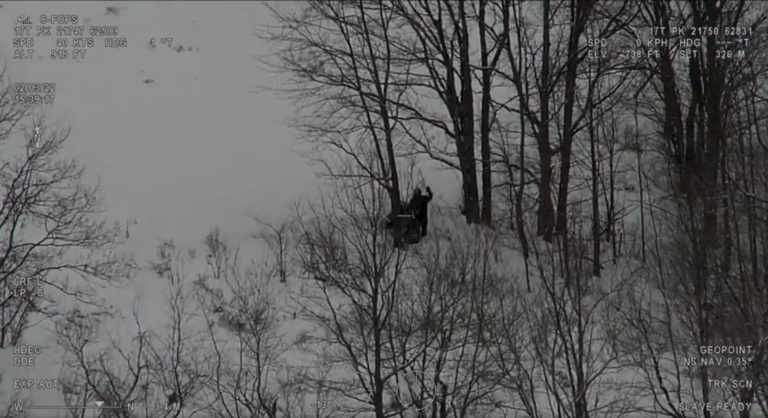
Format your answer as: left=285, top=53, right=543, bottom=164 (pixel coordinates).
left=1, top=1, right=319, bottom=256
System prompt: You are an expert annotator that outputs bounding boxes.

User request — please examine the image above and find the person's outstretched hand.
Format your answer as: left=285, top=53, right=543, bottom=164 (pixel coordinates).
left=426, top=186, right=432, bottom=193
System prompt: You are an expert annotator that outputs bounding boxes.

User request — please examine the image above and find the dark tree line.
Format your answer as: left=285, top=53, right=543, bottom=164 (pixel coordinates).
left=263, top=1, right=768, bottom=417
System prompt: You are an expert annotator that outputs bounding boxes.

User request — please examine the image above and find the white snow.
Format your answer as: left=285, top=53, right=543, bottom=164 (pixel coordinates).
left=0, top=2, right=765, bottom=418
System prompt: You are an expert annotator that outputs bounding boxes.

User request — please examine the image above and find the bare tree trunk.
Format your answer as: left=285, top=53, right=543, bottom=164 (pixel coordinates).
left=457, top=0, right=480, bottom=224
left=634, top=97, right=646, bottom=263
left=478, top=0, right=503, bottom=227
left=501, top=0, right=532, bottom=288
left=588, top=79, right=600, bottom=277
left=355, top=0, right=404, bottom=216
left=555, top=0, right=592, bottom=238
left=606, top=112, right=617, bottom=260
left=638, top=2, right=762, bottom=416
left=518, top=82, right=531, bottom=292
left=265, top=2, right=406, bottom=217
left=392, top=0, right=482, bottom=224
left=536, top=0, right=555, bottom=241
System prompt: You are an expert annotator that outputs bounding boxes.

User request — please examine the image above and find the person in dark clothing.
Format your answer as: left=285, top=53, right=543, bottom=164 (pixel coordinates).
left=408, top=186, right=433, bottom=236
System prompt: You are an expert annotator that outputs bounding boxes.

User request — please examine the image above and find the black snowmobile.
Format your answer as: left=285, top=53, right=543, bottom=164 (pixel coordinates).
left=383, top=186, right=433, bottom=248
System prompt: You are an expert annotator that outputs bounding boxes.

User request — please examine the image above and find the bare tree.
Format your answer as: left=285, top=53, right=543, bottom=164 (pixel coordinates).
left=390, top=0, right=514, bottom=225
left=291, top=177, right=409, bottom=417
left=475, top=0, right=508, bottom=225
left=401, top=216, right=506, bottom=417
left=0, top=73, right=132, bottom=348
left=56, top=304, right=148, bottom=418
left=146, top=241, right=209, bottom=418
left=57, top=231, right=296, bottom=417
left=499, top=0, right=559, bottom=240
left=56, top=242, right=212, bottom=418
left=472, top=212, right=636, bottom=418
left=629, top=1, right=768, bottom=416
left=263, top=1, right=410, bottom=218
left=498, top=0, right=634, bottom=244
left=0, top=66, right=29, bottom=143
left=251, top=216, right=294, bottom=283
left=577, top=29, right=634, bottom=277
left=194, top=228, right=294, bottom=418
left=289, top=172, right=517, bottom=418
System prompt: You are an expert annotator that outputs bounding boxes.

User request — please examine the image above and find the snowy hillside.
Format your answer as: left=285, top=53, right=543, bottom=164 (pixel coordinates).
left=1, top=1, right=767, bottom=418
